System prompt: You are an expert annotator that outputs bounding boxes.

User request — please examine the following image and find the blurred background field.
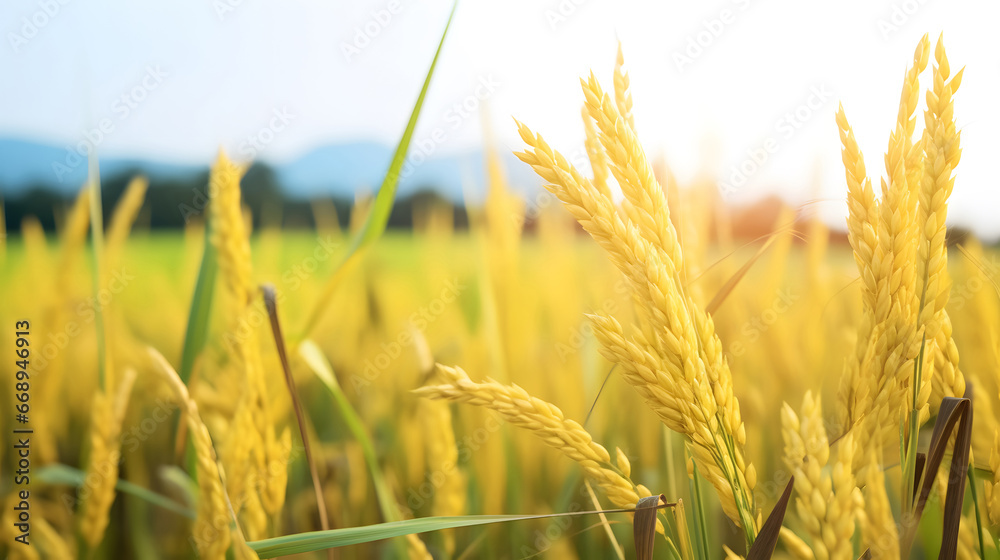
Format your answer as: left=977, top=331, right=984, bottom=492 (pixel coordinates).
left=3, top=179, right=998, bottom=557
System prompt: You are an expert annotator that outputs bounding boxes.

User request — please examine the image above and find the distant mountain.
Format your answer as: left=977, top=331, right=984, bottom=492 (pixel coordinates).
left=0, top=138, right=204, bottom=193
left=0, top=137, right=542, bottom=202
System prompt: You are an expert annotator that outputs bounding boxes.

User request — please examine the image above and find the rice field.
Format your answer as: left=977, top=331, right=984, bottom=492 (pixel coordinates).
left=2, top=31, right=1000, bottom=560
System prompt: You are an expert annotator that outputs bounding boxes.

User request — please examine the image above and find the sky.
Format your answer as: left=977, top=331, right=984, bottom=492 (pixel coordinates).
left=2, top=0, right=1000, bottom=237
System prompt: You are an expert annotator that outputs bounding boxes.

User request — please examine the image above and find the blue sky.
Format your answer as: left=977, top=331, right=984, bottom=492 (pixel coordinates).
left=2, top=0, right=1000, bottom=237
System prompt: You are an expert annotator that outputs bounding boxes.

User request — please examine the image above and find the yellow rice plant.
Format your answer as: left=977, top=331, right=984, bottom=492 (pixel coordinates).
left=511, top=62, right=759, bottom=543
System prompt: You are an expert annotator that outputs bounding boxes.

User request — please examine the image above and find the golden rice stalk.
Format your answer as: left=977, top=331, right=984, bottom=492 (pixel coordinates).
left=582, top=104, right=612, bottom=199
left=222, top=401, right=261, bottom=512
left=835, top=104, right=878, bottom=341
left=780, top=393, right=859, bottom=560
left=209, top=152, right=287, bottom=523
left=78, top=369, right=137, bottom=550
left=851, top=36, right=931, bottom=462
left=580, top=73, right=682, bottom=270
left=779, top=527, right=815, bottom=560
left=420, top=398, right=465, bottom=556
left=149, top=347, right=233, bottom=560
left=241, top=490, right=268, bottom=541
left=106, top=176, right=148, bottom=268
left=916, top=35, right=966, bottom=405
left=899, top=34, right=932, bottom=200
left=55, top=187, right=91, bottom=304
left=587, top=313, right=754, bottom=531
left=259, top=426, right=292, bottom=516
left=35, top=516, right=73, bottom=559
left=613, top=41, right=635, bottom=130
left=232, top=537, right=262, bottom=560
left=723, top=545, right=745, bottom=560
left=407, top=534, right=433, bottom=560
left=515, top=109, right=755, bottom=535
left=209, top=151, right=253, bottom=309
left=859, top=452, right=898, bottom=560
left=1, top=494, right=41, bottom=560
left=415, top=364, right=645, bottom=514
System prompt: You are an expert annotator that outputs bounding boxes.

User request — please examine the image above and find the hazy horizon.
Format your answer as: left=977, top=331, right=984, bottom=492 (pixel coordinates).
left=3, top=0, right=1000, bottom=236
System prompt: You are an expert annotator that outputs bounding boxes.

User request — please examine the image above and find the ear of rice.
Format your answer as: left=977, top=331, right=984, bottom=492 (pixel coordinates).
left=149, top=347, right=234, bottom=560
left=209, top=151, right=253, bottom=310
left=582, top=104, right=612, bottom=198
left=613, top=41, right=635, bottom=131
left=849, top=35, right=932, bottom=468
left=780, top=393, right=859, bottom=560
left=78, top=368, right=137, bottom=550
left=859, top=452, right=898, bottom=560
left=106, top=175, right=148, bottom=269
left=415, top=364, right=652, bottom=526
left=516, top=102, right=756, bottom=541
left=916, top=35, right=966, bottom=407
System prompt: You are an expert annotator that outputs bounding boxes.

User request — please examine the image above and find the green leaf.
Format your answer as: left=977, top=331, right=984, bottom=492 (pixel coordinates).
left=300, top=0, right=457, bottom=338
left=247, top=507, right=662, bottom=558
left=157, top=465, right=199, bottom=510
left=37, top=464, right=195, bottom=520
left=298, top=339, right=407, bottom=557
left=178, top=217, right=218, bottom=384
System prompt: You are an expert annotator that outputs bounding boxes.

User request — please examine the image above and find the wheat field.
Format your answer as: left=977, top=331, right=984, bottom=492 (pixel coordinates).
left=2, top=33, right=999, bottom=560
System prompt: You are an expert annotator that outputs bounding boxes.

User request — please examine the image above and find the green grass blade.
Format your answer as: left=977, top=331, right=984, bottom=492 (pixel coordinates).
left=689, top=453, right=711, bottom=560
left=247, top=507, right=662, bottom=558
left=178, top=218, right=218, bottom=384
left=301, top=0, right=457, bottom=338
left=37, top=464, right=195, bottom=520
left=299, top=339, right=407, bottom=557
left=967, top=464, right=987, bottom=559
left=158, top=464, right=199, bottom=510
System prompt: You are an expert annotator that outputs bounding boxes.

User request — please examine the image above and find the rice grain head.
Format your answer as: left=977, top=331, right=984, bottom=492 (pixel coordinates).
left=149, top=348, right=233, bottom=560
left=77, top=368, right=136, bottom=550
left=415, top=364, right=651, bottom=524
left=516, top=80, right=756, bottom=535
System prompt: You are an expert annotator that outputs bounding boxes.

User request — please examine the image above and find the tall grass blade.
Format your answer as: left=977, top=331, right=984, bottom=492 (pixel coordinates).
left=37, top=464, right=195, bottom=520
left=706, top=234, right=780, bottom=315
left=298, top=339, right=408, bottom=557
left=248, top=505, right=671, bottom=558
left=178, top=218, right=218, bottom=385
left=301, top=1, right=457, bottom=338
left=262, top=285, right=334, bottom=559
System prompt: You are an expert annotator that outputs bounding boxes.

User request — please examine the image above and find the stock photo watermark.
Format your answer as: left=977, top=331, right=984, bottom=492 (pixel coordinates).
left=7, top=0, right=73, bottom=53
left=877, top=0, right=930, bottom=40
left=351, top=277, right=466, bottom=393
left=34, top=268, right=136, bottom=373
left=382, top=74, right=500, bottom=185
left=235, top=107, right=295, bottom=160
left=726, top=287, right=799, bottom=359
left=718, top=84, right=833, bottom=199
left=672, top=0, right=753, bottom=72
left=544, top=0, right=591, bottom=30
left=341, top=0, right=405, bottom=62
